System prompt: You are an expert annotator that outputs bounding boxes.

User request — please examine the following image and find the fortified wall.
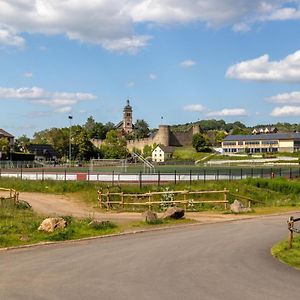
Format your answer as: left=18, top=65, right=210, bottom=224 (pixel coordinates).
left=127, top=124, right=200, bottom=152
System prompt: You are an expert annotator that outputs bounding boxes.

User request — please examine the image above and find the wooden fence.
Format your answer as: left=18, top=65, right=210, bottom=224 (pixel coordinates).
left=287, top=216, right=300, bottom=249
left=97, top=188, right=255, bottom=211
left=0, top=187, right=19, bottom=207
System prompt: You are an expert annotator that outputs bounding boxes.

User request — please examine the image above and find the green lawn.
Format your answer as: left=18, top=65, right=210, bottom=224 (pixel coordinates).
left=272, top=236, right=300, bottom=269
left=0, top=207, right=119, bottom=248
left=0, top=205, right=195, bottom=248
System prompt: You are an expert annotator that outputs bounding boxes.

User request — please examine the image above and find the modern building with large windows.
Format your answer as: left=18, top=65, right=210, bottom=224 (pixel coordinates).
left=222, top=133, right=300, bottom=153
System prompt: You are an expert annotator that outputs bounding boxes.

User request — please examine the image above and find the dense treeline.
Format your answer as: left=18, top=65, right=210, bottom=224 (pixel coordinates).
left=8, top=117, right=300, bottom=161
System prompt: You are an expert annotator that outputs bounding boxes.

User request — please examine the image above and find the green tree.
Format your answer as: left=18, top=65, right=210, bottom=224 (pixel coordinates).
left=100, top=130, right=128, bottom=159
left=134, top=119, right=150, bottom=139
left=192, top=133, right=211, bottom=152
left=0, top=138, right=9, bottom=159
left=14, top=135, right=31, bottom=152
left=143, top=144, right=154, bottom=158
left=73, top=129, right=97, bottom=160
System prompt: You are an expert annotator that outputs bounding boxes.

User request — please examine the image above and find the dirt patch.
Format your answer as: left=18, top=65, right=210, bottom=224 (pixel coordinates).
left=17, top=192, right=254, bottom=224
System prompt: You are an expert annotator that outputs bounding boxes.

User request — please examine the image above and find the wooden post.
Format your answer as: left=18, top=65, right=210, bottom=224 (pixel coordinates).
left=106, top=191, right=110, bottom=210
left=148, top=192, right=152, bottom=210
left=224, top=188, right=228, bottom=210
left=121, top=192, right=124, bottom=209
left=248, top=200, right=251, bottom=208
left=98, top=191, right=102, bottom=208
left=288, top=216, right=294, bottom=249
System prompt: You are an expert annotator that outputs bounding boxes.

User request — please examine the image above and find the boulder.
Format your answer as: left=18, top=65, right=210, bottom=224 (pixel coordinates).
left=142, top=211, right=158, bottom=223
left=230, top=200, right=252, bottom=213
left=88, top=220, right=113, bottom=229
left=162, top=207, right=185, bottom=219
left=16, top=200, right=31, bottom=210
left=38, top=217, right=67, bottom=233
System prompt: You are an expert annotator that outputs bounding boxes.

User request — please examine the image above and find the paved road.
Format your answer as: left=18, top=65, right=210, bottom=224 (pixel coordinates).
left=1, top=215, right=299, bottom=300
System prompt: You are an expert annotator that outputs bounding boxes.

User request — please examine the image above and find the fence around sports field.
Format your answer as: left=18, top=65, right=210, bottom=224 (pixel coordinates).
left=0, top=166, right=299, bottom=184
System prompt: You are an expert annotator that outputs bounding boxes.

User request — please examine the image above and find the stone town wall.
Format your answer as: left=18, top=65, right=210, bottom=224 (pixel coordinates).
left=127, top=124, right=200, bottom=152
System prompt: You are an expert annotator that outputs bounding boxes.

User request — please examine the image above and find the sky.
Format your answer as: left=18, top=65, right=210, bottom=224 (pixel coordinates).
left=1, top=1, right=300, bottom=138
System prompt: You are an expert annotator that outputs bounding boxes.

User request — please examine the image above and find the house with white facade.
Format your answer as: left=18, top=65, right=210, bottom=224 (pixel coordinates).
left=152, top=145, right=175, bottom=162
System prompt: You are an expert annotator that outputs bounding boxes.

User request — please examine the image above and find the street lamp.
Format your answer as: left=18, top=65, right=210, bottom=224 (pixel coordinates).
left=68, top=115, right=73, bottom=166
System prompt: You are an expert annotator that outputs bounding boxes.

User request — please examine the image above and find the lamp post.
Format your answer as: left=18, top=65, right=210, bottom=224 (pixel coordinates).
left=68, top=115, right=73, bottom=166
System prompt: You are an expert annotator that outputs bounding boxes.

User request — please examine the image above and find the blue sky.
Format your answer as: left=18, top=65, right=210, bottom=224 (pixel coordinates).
left=1, top=1, right=300, bottom=137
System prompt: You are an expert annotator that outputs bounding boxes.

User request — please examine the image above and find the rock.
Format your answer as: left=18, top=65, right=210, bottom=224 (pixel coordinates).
left=20, top=235, right=29, bottom=242
left=16, top=200, right=31, bottom=210
left=38, top=217, right=67, bottom=233
left=142, top=211, right=158, bottom=223
left=230, top=200, right=252, bottom=213
left=162, top=207, right=185, bottom=219
left=88, top=220, right=113, bottom=229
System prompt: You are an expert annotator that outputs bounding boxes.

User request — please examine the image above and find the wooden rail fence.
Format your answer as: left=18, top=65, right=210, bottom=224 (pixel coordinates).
left=0, top=187, right=19, bottom=207
left=287, top=216, right=300, bottom=249
left=97, top=188, right=255, bottom=211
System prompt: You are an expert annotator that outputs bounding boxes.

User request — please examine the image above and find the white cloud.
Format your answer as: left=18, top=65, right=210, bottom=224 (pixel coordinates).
left=0, top=87, right=96, bottom=112
left=183, top=104, right=205, bottom=112
left=0, top=1, right=296, bottom=52
left=23, top=72, right=33, bottom=78
left=180, top=60, right=196, bottom=68
left=271, top=106, right=300, bottom=116
left=149, top=73, right=157, bottom=80
left=267, top=91, right=300, bottom=104
left=226, top=50, right=300, bottom=82
left=0, top=26, right=25, bottom=48
left=207, top=108, right=247, bottom=117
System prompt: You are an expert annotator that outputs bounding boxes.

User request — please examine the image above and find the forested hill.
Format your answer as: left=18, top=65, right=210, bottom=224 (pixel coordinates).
left=170, top=120, right=300, bottom=134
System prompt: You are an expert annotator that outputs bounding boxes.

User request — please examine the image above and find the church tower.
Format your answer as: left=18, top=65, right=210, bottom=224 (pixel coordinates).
left=123, top=99, right=133, bottom=134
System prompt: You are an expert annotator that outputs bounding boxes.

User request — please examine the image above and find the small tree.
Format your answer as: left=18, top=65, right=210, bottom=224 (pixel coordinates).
left=192, top=133, right=210, bottom=152
left=0, top=138, right=9, bottom=159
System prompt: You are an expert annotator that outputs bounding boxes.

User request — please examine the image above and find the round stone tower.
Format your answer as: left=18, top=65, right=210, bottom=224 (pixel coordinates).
left=155, top=125, right=170, bottom=146
left=123, top=99, right=133, bottom=134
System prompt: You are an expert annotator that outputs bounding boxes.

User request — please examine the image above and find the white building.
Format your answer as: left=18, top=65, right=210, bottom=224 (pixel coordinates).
left=152, top=145, right=175, bottom=162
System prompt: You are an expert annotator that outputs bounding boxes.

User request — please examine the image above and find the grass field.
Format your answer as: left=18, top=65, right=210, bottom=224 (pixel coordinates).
left=272, top=236, right=300, bottom=269
left=1, top=177, right=300, bottom=209
left=0, top=205, right=195, bottom=248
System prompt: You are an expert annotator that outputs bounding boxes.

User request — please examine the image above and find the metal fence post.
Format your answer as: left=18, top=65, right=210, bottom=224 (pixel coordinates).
left=42, top=168, right=44, bottom=181
left=204, top=169, right=206, bottom=183
left=20, top=165, right=23, bottom=180
left=112, top=170, right=114, bottom=186
left=189, top=170, right=192, bottom=186
left=174, top=170, right=177, bottom=185
left=290, top=168, right=292, bottom=179
left=139, top=171, right=142, bottom=189
left=158, top=170, right=160, bottom=187
left=64, top=169, right=67, bottom=182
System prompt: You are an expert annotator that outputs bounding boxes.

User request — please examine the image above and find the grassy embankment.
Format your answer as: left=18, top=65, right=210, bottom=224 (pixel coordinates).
left=272, top=237, right=300, bottom=269
left=1, top=176, right=300, bottom=210
left=0, top=203, right=192, bottom=248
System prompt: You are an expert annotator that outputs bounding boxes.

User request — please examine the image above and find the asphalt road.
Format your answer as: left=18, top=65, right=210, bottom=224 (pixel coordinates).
left=1, top=215, right=299, bottom=300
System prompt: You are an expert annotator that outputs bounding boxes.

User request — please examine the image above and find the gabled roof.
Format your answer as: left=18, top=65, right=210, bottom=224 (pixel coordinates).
left=154, top=145, right=176, bottom=153
left=0, top=129, right=14, bottom=138
left=115, top=121, right=123, bottom=129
